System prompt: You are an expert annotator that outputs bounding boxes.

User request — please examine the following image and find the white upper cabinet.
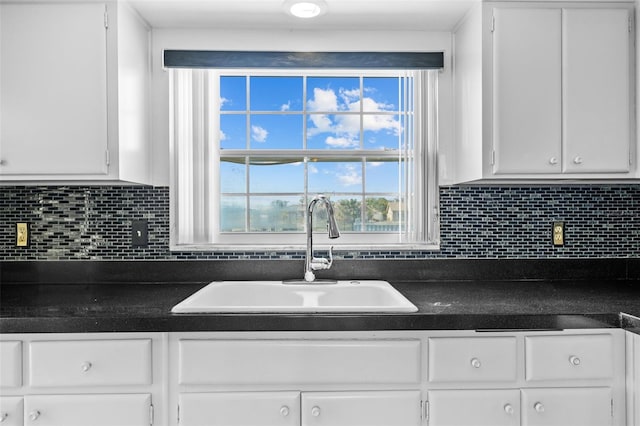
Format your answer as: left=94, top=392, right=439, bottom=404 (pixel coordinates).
left=453, top=2, right=635, bottom=182
left=0, top=2, right=151, bottom=184
left=562, top=8, right=632, bottom=174
left=492, top=8, right=563, bottom=174
left=0, top=3, right=108, bottom=176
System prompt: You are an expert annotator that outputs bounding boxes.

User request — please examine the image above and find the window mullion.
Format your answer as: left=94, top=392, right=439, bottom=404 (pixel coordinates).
left=245, top=75, right=251, bottom=232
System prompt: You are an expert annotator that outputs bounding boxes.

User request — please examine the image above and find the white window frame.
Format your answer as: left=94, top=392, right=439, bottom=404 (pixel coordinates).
left=169, top=68, right=439, bottom=251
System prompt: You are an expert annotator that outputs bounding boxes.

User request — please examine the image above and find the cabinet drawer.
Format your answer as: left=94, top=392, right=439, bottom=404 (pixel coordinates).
left=179, top=392, right=300, bottom=426
left=521, top=387, right=612, bottom=426
left=24, top=394, right=151, bottom=426
left=179, top=339, right=421, bottom=385
left=301, top=390, right=421, bottom=426
left=0, top=396, right=23, bottom=426
left=525, top=334, right=613, bottom=381
left=0, top=341, right=22, bottom=387
left=29, top=339, right=152, bottom=387
left=428, top=389, right=520, bottom=426
left=428, top=337, right=517, bottom=382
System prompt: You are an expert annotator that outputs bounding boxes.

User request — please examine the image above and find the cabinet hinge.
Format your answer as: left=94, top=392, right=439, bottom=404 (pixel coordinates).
left=421, top=400, right=429, bottom=422
left=104, top=8, right=109, bottom=29
left=630, top=15, right=633, bottom=33
left=491, top=15, right=495, bottom=32
left=491, top=150, right=496, bottom=165
left=611, top=398, right=614, bottom=417
left=149, top=404, right=154, bottom=425
left=105, top=149, right=110, bottom=166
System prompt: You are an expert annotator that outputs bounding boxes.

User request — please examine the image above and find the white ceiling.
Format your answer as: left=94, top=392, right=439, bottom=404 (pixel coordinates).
left=128, top=0, right=479, bottom=31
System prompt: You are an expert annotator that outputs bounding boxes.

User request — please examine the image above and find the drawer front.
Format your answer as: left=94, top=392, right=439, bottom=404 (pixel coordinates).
left=179, top=339, right=421, bottom=385
left=301, top=390, right=421, bottom=426
left=0, top=341, right=22, bottom=388
left=521, top=387, right=612, bottom=426
left=24, top=394, right=151, bottom=426
left=29, top=339, right=152, bottom=387
left=428, top=337, right=517, bottom=382
left=525, top=334, right=613, bottom=381
left=179, top=392, right=300, bottom=426
left=428, top=389, right=520, bottom=426
left=0, top=396, right=23, bottom=426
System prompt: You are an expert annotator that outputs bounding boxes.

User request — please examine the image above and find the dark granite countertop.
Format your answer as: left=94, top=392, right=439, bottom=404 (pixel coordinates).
left=2, top=280, right=640, bottom=334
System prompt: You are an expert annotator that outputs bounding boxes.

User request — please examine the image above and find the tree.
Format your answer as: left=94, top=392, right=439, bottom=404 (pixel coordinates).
left=366, top=197, right=389, bottom=221
left=335, top=199, right=361, bottom=231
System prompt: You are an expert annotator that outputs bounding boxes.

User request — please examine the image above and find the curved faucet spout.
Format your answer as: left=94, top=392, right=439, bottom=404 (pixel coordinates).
left=305, top=194, right=340, bottom=282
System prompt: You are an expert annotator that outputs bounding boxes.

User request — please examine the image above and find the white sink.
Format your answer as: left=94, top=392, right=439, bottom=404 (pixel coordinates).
left=171, top=280, right=418, bottom=313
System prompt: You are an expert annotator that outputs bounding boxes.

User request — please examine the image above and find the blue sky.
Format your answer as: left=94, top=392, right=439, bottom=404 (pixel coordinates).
left=218, top=75, right=404, bottom=197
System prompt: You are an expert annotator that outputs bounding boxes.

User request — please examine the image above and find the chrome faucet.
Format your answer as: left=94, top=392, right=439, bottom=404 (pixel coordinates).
left=304, top=194, right=340, bottom=282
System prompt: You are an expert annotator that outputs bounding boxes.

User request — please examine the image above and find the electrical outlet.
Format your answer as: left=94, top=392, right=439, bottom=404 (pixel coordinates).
left=553, top=221, right=564, bottom=247
left=16, top=222, right=29, bottom=247
left=132, top=219, right=148, bottom=248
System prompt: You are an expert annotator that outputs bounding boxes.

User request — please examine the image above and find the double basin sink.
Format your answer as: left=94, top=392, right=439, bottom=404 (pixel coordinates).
left=171, top=280, right=418, bottom=313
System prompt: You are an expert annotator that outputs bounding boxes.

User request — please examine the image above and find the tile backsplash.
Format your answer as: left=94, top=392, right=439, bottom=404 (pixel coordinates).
left=1, top=185, right=639, bottom=260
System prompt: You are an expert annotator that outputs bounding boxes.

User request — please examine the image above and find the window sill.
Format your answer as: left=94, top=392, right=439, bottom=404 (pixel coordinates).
left=170, top=242, right=441, bottom=253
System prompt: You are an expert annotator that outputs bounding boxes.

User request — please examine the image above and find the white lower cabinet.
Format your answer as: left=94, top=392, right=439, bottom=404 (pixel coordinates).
left=179, top=392, right=300, bottom=426
left=300, top=390, right=421, bottom=426
left=0, top=329, right=630, bottom=426
left=428, top=390, right=520, bottom=426
left=0, top=396, right=23, bottom=426
left=0, top=333, right=162, bottom=426
left=428, top=388, right=612, bottom=426
left=24, top=394, right=152, bottom=426
left=521, top=387, right=612, bottom=426
left=178, top=390, right=421, bottom=426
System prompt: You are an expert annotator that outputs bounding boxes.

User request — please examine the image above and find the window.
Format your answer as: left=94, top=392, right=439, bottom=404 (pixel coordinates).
left=169, top=57, right=439, bottom=250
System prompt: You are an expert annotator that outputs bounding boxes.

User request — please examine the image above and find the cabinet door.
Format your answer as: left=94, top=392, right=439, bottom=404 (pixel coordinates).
left=301, top=390, right=421, bottom=426
left=0, top=3, right=108, bottom=176
left=521, top=387, right=612, bottom=426
left=0, top=341, right=22, bottom=387
left=24, top=394, right=151, bottom=426
left=562, top=8, right=631, bottom=173
left=0, top=396, right=23, bottom=426
left=428, top=390, right=519, bottom=426
left=492, top=8, right=562, bottom=174
left=178, top=392, right=300, bottom=426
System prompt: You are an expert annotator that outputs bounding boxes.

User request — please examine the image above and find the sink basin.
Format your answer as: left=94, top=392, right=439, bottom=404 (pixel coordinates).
left=171, top=280, right=418, bottom=313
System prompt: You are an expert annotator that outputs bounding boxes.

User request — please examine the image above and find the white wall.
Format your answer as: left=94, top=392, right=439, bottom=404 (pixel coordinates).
left=149, top=29, right=454, bottom=186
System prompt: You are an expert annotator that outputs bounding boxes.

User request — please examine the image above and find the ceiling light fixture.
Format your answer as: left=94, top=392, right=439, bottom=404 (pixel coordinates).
left=283, top=0, right=328, bottom=19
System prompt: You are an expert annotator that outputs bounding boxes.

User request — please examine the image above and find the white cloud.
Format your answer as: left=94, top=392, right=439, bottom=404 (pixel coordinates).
left=336, top=164, right=362, bottom=186
left=340, top=88, right=360, bottom=104
left=307, top=88, right=338, bottom=112
left=361, top=97, right=394, bottom=112
left=307, top=114, right=334, bottom=136
left=325, top=136, right=358, bottom=148
left=280, top=101, right=291, bottom=112
left=251, top=125, right=268, bottom=143
left=368, top=162, right=384, bottom=167
left=308, top=164, right=319, bottom=174
left=363, top=114, right=402, bottom=136
left=220, top=96, right=229, bottom=108
left=219, top=130, right=227, bottom=141
left=306, top=85, right=402, bottom=145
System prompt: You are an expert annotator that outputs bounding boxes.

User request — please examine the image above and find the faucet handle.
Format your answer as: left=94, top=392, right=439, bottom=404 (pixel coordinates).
left=327, top=245, right=334, bottom=268
left=310, top=246, right=335, bottom=271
